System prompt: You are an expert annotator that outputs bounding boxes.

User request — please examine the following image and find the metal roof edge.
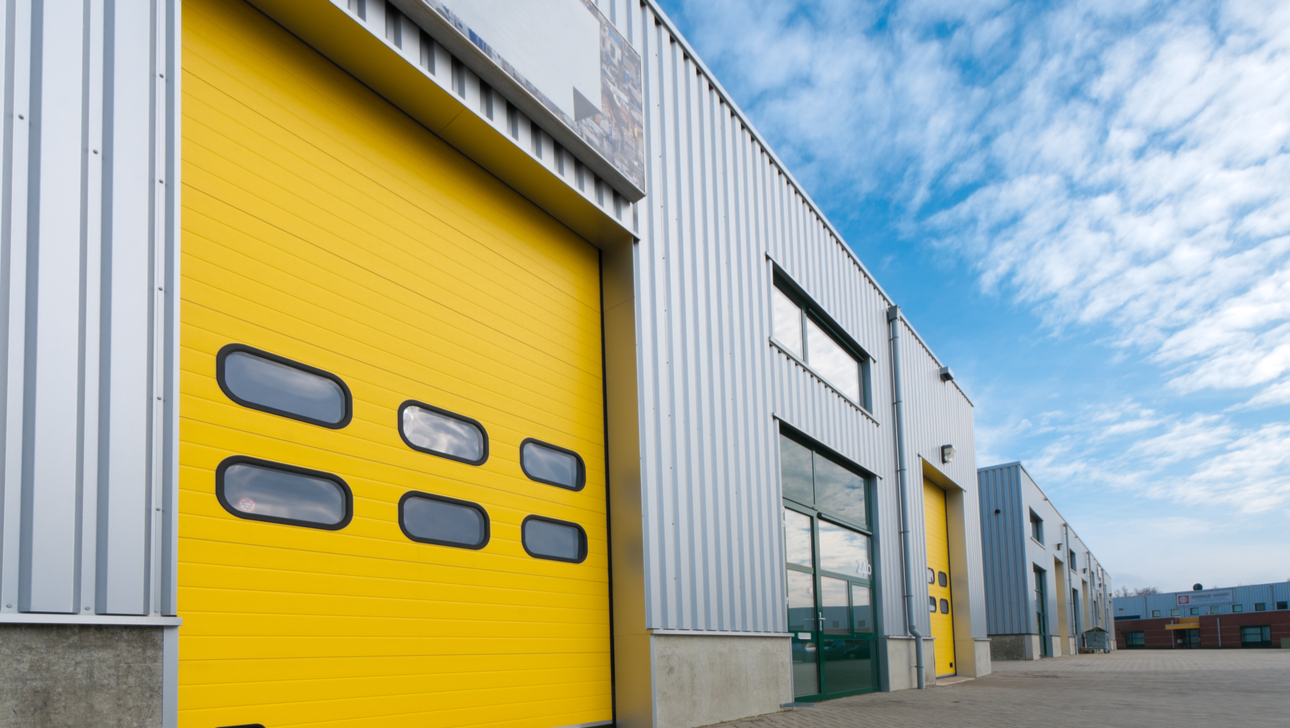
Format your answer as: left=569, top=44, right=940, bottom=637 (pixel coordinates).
left=977, top=461, right=1023, bottom=472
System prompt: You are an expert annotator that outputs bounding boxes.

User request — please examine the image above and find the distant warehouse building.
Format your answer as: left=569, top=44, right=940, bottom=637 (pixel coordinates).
left=0, top=0, right=993, bottom=726
left=977, top=463, right=1113, bottom=660
left=1114, top=583, right=1290, bottom=649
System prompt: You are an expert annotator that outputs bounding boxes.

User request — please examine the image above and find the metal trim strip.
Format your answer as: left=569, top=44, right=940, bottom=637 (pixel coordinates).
left=0, top=613, right=181, bottom=625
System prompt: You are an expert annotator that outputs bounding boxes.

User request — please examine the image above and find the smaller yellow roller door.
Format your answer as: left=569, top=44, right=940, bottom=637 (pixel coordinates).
left=923, top=480, right=955, bottom=677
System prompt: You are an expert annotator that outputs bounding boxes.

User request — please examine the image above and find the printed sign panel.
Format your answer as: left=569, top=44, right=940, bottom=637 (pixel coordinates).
left=1177, top=590, right=1233, bottom=606
left=431, top=0, right=645, bottom=190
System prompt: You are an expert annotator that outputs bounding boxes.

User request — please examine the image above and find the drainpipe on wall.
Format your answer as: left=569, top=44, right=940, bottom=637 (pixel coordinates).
left=1063, top=523, right=1073, bottom=651
left=888, top=305, right=925, bottom=690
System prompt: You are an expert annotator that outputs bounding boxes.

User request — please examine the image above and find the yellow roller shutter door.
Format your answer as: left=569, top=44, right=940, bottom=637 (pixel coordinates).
left=923, top=480, right=956, bottom=677
left=178, top=2, right=610, bottom=727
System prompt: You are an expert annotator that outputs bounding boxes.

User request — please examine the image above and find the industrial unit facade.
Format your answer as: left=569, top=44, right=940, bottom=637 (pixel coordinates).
left=977, top=463, right=1112, bottom=661
left=1114, top=583, right=1290, bottom=650
left=0, top=1, right=990, bottom=727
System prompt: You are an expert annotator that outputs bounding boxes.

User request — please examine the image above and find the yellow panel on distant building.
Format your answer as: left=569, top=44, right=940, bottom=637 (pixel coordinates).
left=178, top=1, right=609, bottom=726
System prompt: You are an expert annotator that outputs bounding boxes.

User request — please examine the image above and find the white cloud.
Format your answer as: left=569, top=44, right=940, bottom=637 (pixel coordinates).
left=669, top=0, right=1290, bottom=405
left=662, top=0, right=1290, bottom=580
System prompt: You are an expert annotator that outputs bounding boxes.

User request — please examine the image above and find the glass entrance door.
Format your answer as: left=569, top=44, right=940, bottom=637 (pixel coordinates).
left=780, top=431, right=879, bottom=701
left=784, top=506, right=878, bottom=700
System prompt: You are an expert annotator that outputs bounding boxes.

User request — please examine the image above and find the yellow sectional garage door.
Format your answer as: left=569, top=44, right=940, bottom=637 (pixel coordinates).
left=179, top=2, right=610, bottom=727
left=923, top=480, right=955, bottom=677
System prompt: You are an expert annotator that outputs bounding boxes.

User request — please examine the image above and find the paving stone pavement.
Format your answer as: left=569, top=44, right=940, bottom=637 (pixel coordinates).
left=708, top=650, right=1290, bottom=728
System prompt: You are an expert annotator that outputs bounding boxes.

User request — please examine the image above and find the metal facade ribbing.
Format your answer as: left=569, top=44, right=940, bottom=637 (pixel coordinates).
left=1115, top=583, right=1290, bottom=619
left=978, top=464, right=1029, bottom=635
left=899, top=318, right=986, bottom=639
left=597, top=0, right=984, bottom=635
left=977, top=462, right=1113, bottom=638
left=0, top=0, right=179, bottom=622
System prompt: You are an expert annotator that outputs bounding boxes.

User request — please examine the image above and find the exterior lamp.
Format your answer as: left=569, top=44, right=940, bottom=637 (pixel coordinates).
left=941, top=445, right=955, bottom=464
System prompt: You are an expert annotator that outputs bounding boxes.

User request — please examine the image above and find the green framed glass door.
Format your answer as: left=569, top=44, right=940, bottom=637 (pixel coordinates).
left=780, top=429, right=879, bottom=701
left=784, top=504, right=878, bottom=700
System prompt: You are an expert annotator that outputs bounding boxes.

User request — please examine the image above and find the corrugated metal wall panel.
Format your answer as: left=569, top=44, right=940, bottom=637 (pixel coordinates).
left=899, top=318, right=985, bottom=639
left=977, top=464, right=1029, bottom=635
left=626, top=0, right=984, bottom=636
left=0, top=0, right=178, bottom=622
left=979, top=462, right=1114, bottom=637
left=1124, top=582, right=1290, bottom=616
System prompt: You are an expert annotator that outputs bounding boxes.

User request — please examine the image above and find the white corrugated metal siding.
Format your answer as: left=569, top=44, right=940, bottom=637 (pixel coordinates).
left=0, top=0, right=179, bottom=622
left=603, top=0, right=985, bottom=636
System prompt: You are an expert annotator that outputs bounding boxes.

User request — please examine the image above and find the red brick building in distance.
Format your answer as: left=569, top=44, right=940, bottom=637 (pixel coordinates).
left=1113, top=583, right=1290, bottom=649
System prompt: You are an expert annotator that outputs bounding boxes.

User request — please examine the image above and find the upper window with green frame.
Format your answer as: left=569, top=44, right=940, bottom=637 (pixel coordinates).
left=771, top=271, right=871, bottom=409
left=779, top=429, right=870, bottom=529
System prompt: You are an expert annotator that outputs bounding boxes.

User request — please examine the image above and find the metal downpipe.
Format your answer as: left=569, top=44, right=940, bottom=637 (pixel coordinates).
left=888, top=306, right=925, bottom=690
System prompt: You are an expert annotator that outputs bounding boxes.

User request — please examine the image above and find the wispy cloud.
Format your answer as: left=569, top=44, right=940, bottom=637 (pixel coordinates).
left=660, top=0, right=1290, bottom=565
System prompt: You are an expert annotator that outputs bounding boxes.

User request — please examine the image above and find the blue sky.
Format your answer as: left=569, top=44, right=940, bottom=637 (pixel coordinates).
left=654, top=0, right=1290, bottom=593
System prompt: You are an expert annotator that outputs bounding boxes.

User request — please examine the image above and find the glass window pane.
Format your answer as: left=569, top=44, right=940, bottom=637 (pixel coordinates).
left=786, top=570, right=816, bottom=633
left=400, top=402, right=487, bottom=464
left=821, top=639, right=873, bottom=693
left=400, top=493, right=488, bottom=548
left=780, top=435, right=814, bottom=505
left=784, top=509, right=813, bottom=568
left=940, top=598, right=950, bottom=614
left=521, top=439, right=584, bottom=490
left=792, top=640, right=819, bottom=698
left=812, top=454, right=866, bottom=527
left=772, top=287, right=803, bottom=357
left=929, top=596, right=937, bottom=612
left=218, top=459, right=349, bottom=529
left=805, top=318, right=860, bottom=403
left=851, top=584, right=873, bottom=633
left=820, top=577, right=849, bottom=635
left=522, top=517, right=586, bottom=563
left=219, top=347, right=348, bottom=426
left=818, top=521, right=872, bottom=580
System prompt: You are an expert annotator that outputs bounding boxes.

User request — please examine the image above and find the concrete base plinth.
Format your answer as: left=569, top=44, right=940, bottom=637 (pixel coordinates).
left=990, top=633, right=1043, bottom=661
left=0, top=624, right=163, bottom=728
left=884, top=636, right=937, bottom=691
left=650, top=634, right=792, bottom=728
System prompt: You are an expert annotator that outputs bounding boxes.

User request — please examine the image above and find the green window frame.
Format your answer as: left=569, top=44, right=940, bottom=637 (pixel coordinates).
left=779, top=425, right=878, bottom=702
left=1240, top=625, right=1271, bottom=646
left=1232, top=604, right=1243, bottom=613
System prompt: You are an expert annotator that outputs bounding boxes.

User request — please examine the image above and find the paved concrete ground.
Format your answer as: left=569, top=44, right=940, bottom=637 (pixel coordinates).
left=712, top=650, right=1290, bottom=728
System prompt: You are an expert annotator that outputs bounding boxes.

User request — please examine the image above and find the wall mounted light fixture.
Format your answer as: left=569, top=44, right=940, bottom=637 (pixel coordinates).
left=941, top=445, right=955, bottom=464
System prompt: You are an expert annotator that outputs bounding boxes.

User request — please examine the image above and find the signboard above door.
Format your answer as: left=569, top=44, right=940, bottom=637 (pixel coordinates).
left=418, top=0, right=645, bottom=194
